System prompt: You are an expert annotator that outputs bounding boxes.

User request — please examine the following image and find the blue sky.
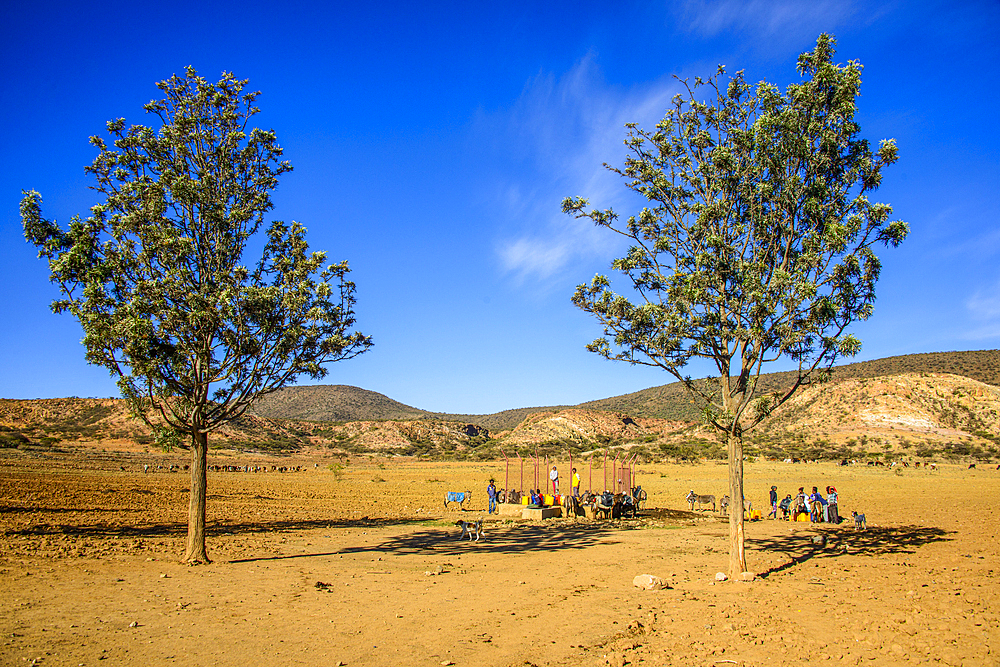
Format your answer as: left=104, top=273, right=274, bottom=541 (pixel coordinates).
left=1, top=0, right=997, bottom=414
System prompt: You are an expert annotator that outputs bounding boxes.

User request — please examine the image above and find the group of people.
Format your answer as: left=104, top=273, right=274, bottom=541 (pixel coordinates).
left=771, top=485, right=841, bottom=523
left=546, top=465, right=582, bottom=496
left=485, top=466, right=585, bottom=513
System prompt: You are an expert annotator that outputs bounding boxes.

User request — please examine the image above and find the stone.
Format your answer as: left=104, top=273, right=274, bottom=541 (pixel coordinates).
left=715, top=572, right=728, bottom=582
left=740, top=571, right=756, bottom=582
left=633, top=574, right=665, bottom=590
left=522, top=506, right=561, bottom=520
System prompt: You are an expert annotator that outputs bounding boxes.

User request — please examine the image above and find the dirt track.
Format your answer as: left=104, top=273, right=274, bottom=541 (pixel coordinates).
left=1, top=450, right=997, bottom=666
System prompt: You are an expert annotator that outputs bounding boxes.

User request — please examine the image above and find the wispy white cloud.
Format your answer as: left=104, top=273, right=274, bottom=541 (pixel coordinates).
left=482, top=55, right=681, bottom=285
left=962, top=323, right=1000, bottom=342
left=963, top=281, right=1000, bottom=341
left=967, top=286, right=1000, bottom=320
left=498, top=238, right=573, bottom=281
left=675, top=0, right=862, bottom=41
left=936, top=224, right=1000, bottom=260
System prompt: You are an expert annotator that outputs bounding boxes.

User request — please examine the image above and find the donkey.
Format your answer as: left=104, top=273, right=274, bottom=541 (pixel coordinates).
left=686, top=490, right=716, bottom=512
left=444, top=490, right=473, bottom=510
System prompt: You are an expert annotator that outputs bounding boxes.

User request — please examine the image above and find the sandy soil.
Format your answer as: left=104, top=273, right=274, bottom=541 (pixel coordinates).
left=1, top=450, right=997, bottom=667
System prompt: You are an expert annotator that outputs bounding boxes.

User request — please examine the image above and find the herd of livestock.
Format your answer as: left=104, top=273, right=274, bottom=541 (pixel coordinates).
left=139, top=463, right=308, bottom=473
left=447, top=487, right=650, bottom=519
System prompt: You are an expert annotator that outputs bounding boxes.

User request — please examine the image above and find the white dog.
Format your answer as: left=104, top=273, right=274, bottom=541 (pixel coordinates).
left=455, top=518, right=484, bottom=542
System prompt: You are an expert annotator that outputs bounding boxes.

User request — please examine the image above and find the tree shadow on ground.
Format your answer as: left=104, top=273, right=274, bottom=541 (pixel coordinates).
left=1, top=516, right=434, bottom=539
left=642, top=507, right=719, bottom=521
left=751, top=524, right=954, bottom=578
left=336, top=521, right=621, bottom=557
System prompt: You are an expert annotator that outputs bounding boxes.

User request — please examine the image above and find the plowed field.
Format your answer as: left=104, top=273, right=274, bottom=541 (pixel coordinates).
left=1, top=449, right=997, bottom=666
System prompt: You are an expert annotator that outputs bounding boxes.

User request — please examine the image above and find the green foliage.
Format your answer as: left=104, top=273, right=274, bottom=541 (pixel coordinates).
left=564, top=34, right=906, bottom=439
left=0, top=429, right=30, bottom=448
left=328, top=462, right=347, bottom=480
left=153, top=426, right=182, bottom=451
left=20, top=67, right=372, bottom=439
left=658, top=437, right=725, bottom=460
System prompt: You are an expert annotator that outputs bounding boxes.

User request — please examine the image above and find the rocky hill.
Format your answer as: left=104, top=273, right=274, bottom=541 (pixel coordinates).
left=579, top=349, right=1000, bottom=421
left=249, top=385, right=428, bottom=422
left=248, top=384, right=568, bottom=432
left=744, top=372, right=1000, bottom=461
left=249, top=349, right=1000, bottom=427
left=2, top=351, right=999, bottom=463
left=0, top=397, right=493, bottom=458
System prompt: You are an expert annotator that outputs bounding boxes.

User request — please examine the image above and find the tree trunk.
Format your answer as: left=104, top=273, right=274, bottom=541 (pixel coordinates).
left=727, top=430, right=747, bottom=577
left=183, top=429, right=210, bottom=563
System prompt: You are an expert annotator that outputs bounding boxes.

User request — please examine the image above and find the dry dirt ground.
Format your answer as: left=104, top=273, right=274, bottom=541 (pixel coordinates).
left=1, top=450, right=998, bottom=667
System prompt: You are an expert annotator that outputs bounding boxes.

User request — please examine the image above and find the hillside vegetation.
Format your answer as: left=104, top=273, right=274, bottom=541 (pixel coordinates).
left=2, top=350, right=999, bottom=463
left=579, top=349, right=1000, bottom=421
left=250, top=349, right=1000, bottom=427
left=249, top=386, right=572, bottom=432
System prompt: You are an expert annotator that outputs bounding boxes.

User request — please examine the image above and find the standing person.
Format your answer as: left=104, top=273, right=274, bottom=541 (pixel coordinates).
left=796, top=487, right=809, bottom=521
left=487, top=479, right=497, bottom=515
left=572, top=467, right=581, bottom=497
left=768, top=485, right=778, bottom=519
left=779, top=493, right=792, bottom=520
left=810, top=486, right=826, bottom=523
left=549, top=465, right=559, bottom=494
left=827, top=486, right=840, bottom=524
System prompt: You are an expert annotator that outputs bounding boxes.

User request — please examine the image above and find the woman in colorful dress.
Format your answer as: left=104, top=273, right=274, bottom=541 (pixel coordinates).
left=826, top=486, right=840, bottom=524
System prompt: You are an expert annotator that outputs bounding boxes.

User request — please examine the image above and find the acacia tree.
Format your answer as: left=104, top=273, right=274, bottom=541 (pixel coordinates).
left=563, top=35, right=907, bottom=576
left=21, top=67, right=372, bottom=563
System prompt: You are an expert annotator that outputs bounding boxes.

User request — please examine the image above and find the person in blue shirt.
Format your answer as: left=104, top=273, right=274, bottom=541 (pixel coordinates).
left=768, top=485, right=778, bottom=519
left=810, top=486, right=827, bottom=522
left=487, top=479, right=497, bottom=514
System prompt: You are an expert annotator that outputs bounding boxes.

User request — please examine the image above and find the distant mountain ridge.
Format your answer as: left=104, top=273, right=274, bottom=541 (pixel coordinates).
left=579, top=349, right=1000, bottom=421
left=4, top=350, right=999, bottom=462
left=247, top=384, right=571, bottom=430
left=247, top=385, right=428, bottom=422
left=251, top=349, right=1000, bottom=429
